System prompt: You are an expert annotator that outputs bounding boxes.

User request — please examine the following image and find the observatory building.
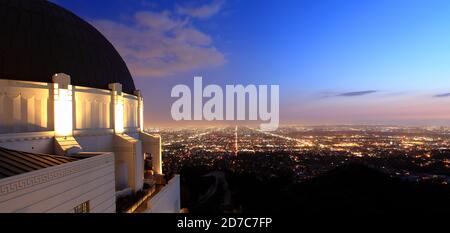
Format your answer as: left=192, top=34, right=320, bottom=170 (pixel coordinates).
left=0, top=0, right=180, bottom=213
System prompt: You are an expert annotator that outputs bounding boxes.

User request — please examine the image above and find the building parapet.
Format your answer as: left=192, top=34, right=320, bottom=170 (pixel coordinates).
left=113, top=134, right=143, bottom=192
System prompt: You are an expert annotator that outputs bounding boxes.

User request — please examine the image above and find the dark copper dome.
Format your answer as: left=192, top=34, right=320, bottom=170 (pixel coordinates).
left=0, top=0, right=136, bottom=94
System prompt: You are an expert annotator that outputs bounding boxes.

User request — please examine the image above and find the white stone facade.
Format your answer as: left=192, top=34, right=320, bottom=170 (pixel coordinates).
left=0, top=77, right=180, bottom=213
left=0, top=152, right=115, bottom=213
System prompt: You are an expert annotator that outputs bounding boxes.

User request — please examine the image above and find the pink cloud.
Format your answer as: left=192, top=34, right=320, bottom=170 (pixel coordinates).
left=281, top=93, right=450, bottom=125
left=92, top=9, right=226, bottom=78
left=177, top=0, right=225, bottom=19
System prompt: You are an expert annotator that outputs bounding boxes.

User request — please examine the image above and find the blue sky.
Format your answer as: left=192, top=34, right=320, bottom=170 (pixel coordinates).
left=53, top=0, right=450, bottom=126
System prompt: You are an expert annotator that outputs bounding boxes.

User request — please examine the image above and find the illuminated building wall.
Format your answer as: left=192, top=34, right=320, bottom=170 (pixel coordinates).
left=52, top=74, right=73, bottom=137
left=0, top=0, right=176, bottom=213
left=0, top=76, right=171, bottom=212
left=0, top=152, right=116, bottom=213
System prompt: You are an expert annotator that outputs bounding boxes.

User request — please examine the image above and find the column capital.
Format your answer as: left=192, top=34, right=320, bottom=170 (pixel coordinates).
left=108, top=83, right=123, bottom=95
left=134, top=90, right=142, bottom=97
left=52, top=73, right=71, bottom=89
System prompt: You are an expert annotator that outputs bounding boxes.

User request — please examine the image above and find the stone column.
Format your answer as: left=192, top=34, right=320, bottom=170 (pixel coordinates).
left=150, top=135, right=162, bottom=175
left=52, top=73, right=73, bottom=137
left=109, top=83, right=124, bottom=134
left=52, top=73, right=82, bottom=156
left=134, top=90, right=144, bottom=132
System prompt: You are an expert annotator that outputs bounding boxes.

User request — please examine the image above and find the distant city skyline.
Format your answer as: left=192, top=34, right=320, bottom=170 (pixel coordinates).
left=53, top=0, right=450, bottom=127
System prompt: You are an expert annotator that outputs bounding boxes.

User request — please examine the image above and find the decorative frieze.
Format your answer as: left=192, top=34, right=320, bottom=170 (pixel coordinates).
left=0, top=155, right=114, bottom=196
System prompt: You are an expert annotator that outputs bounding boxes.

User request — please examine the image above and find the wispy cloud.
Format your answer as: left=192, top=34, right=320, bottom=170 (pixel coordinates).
left=337, top=90, right=378, bottom=97
left=177, top=0, right=225, bottom=19
left=318, top=90, right=379, bottom=99
left=91, top=2, right=226, bottom=78
left=434, top=93, right=450, bottom=98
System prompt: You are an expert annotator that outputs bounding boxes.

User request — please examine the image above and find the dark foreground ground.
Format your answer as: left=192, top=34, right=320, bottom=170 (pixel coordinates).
left=179, top=163, right=450, bottom=214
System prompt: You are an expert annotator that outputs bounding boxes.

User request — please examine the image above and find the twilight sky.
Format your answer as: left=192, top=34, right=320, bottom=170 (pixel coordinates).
left=53, top=0, right=450, bottom=127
